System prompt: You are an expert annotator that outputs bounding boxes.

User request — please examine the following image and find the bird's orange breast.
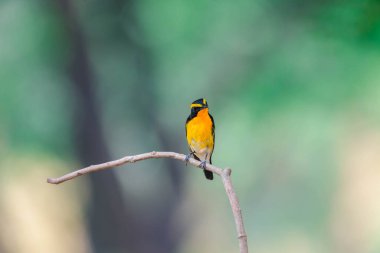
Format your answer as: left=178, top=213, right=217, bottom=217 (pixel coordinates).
left=186, top=108, right=214, bottom=157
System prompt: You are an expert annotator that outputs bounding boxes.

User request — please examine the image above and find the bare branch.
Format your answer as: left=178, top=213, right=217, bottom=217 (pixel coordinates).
left=47, top=151, right=248, bottom=253
left=221, top=169, right=248, bottom=253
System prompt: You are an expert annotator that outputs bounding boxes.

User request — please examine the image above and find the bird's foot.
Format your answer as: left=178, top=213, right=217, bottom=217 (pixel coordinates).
left=185, top=152, right=195, bottom=166
left=199, top=160, right=207, bottom=169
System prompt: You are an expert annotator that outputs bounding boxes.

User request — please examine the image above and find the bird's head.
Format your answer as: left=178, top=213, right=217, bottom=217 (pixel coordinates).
left=190, top=98, right=208, bottom=115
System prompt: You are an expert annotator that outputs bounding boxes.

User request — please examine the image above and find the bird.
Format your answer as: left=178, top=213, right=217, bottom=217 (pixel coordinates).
left=185, top=98, right=215, bottom=180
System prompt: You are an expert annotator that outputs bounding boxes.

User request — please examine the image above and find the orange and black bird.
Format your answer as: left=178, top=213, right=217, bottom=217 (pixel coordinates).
left=185, top=98, right=215, bottom=180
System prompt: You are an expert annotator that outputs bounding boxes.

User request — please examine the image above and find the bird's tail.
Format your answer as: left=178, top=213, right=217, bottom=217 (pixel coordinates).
left=204, top=170, right=213, bottom=180
left=204, top=156, right=213, bottom=180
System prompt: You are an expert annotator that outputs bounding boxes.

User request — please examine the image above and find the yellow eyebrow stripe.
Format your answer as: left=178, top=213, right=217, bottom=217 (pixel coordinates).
left=190, top=103, right=203, bottom=108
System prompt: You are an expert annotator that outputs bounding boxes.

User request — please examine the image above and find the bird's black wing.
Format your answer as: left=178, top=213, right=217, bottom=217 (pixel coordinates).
left=209, top=113, right=215, bottom=164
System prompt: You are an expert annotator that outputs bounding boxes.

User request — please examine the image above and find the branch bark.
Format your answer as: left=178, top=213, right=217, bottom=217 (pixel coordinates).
left=47, top=151, right=248, bottom=253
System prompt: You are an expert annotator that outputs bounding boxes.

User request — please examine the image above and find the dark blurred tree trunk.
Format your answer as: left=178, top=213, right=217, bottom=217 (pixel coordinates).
left=119, top=0, right=187, bottom=252
left=56, top=1, right=134, bottom=252
left=56, top=0, right=185, bottom=253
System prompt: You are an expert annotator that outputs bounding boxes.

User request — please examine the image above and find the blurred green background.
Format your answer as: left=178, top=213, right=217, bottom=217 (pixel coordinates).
left=1, top=0, right=380, bottom=252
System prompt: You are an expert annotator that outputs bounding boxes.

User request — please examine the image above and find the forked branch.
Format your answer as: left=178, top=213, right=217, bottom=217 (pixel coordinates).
left=47, top=151, right=248, bottom=253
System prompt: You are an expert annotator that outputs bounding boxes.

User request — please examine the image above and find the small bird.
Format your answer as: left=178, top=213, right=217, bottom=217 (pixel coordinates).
left=185, top=98, right=215, bottom=180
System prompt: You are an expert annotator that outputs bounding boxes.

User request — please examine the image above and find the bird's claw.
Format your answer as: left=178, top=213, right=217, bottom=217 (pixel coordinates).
left=185, top=152, right=194, bottom=166
left=199, top=160, right=207, bottom=169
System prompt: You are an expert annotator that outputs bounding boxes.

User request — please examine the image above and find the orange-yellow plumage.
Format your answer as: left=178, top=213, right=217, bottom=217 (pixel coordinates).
left=186, top=108, right=214, bottom=162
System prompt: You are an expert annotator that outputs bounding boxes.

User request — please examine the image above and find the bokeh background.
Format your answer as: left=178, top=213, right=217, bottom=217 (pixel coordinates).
left=1, top=0, right=380, bottom=252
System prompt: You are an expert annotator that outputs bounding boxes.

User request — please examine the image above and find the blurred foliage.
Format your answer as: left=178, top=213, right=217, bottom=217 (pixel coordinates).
left=1, top=0, right=380, bottom=252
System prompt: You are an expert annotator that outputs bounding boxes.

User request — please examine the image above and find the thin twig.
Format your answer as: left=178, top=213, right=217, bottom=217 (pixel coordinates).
left=221, top=169, right=248, bottom=253
left=47, top=151, right=248, bottom=253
